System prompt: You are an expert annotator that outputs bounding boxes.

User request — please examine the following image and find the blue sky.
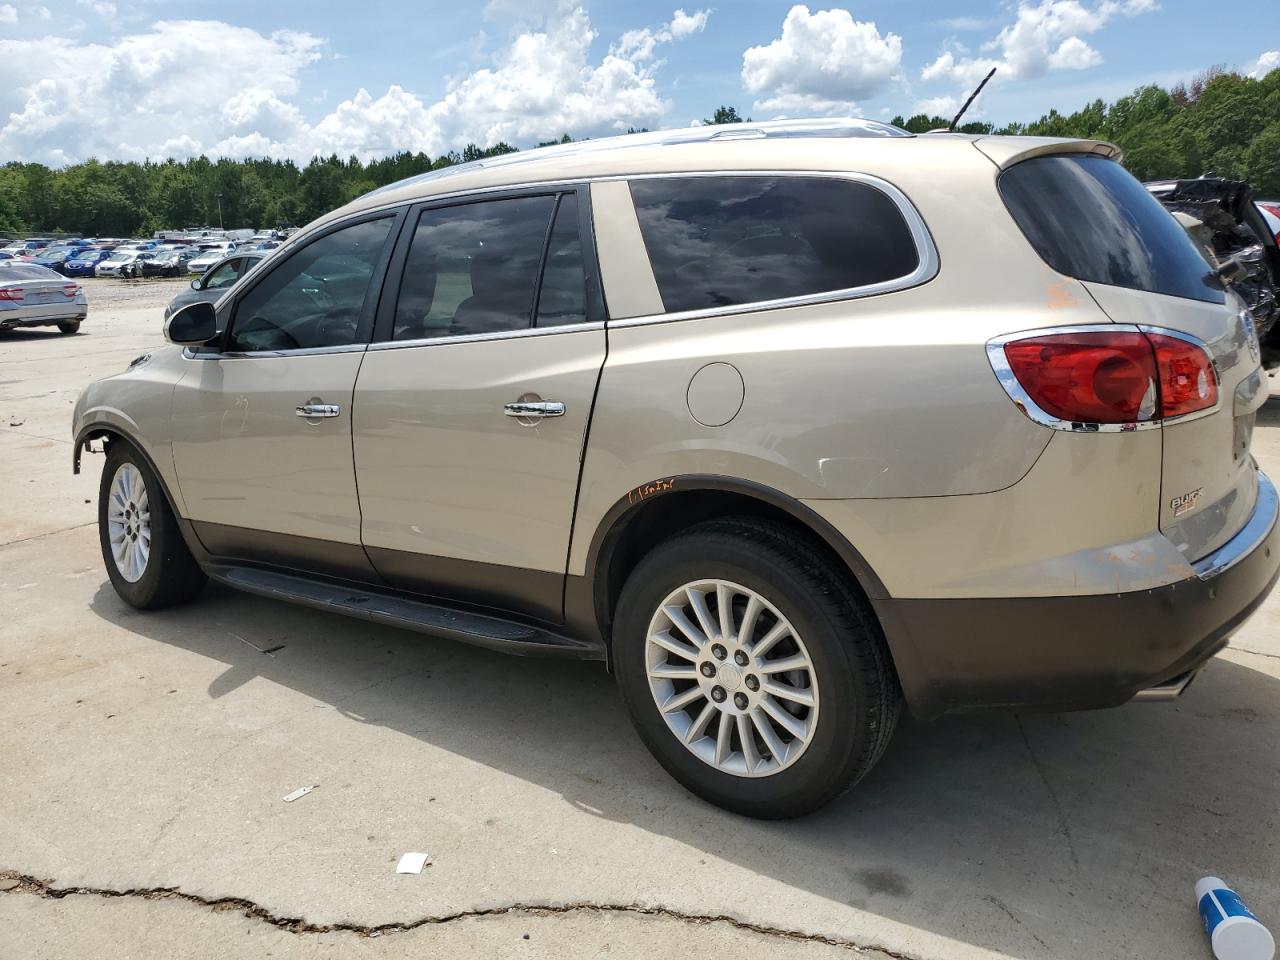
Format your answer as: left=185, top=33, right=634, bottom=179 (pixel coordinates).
left=0, top=0, right=1276, bottom=165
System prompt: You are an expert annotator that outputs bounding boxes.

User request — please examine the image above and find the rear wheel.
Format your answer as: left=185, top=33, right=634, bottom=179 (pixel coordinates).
left=57, top=321, right=80, bottom=335
left=99, top=442, right=206, bottom=609
left=614, top=518, right=900, bottom=818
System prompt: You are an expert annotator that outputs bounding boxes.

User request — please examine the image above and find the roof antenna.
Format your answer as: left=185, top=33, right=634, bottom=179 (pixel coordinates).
left=949, top=67, right=997, bottom=131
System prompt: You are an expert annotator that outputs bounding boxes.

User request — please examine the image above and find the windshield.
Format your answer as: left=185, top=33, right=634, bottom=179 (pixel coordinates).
left=1000, top=154, right=1225, bottom=304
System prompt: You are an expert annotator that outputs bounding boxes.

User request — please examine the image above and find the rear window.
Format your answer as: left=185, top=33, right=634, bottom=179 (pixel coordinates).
left=628, top=176, right=921, bottom=314
left=1000, top=154, right=1224, bottom=304
left=0, top=263, right=59, bottom=280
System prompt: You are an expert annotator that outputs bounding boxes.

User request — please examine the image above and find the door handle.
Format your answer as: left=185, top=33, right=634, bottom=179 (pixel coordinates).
left=504, top=400, right=565, bottom=419
left=295, top=402, right=341, bottom=419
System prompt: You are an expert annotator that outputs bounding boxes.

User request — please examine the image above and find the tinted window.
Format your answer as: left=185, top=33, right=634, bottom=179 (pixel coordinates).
left=0, top=263, right=60, bottom=281
left=628, top=176, right=920, bottom=314
left=226, top=217, right=392, bottom=353
left=535, top=194, right=587, bottom=327
left=204, top=260, right=241, bottom=290
left=1000, top=154, right=1224, bottom=304
left=393, top=195, right=556, bottom=341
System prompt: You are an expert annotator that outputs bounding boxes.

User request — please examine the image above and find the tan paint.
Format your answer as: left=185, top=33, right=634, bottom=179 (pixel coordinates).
left=589, top=180, right=664, bottom=319
left=352, top=329, right=606, bottom=573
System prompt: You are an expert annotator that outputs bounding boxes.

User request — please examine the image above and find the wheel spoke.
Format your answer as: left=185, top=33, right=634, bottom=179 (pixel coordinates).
left=750, top=621, right=789, bottom=659
left=759, top=652, right=808, bottom=675
left=750, top=708, right=788, bottom=763
left=736, top=713, right=760, bottom=772
left=736, top=595, right=761, bottom=647
left=761, top=696, right=807, bottom=740
left=685, top=701, right=716, bottom=744
left=716, top=582, right=735, bottom=643
left=714, top=711, right=734, bottom=765
left=662, top=685, right=705, bottom=714
left=651, top=629, right=700, bottom=662
left=663, top=605, right=709, bottom=650
left=686, top=586, right=719, bottom=642
left=763, top=679, right=814, bottom=707
left=648, top=662, right=698, bottom=681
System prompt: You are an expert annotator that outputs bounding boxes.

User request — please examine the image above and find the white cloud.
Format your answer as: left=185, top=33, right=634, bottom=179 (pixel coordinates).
left=911, top=95, right=960, bottom=118
left=76, top=0, right=116, bottom=17
left=0, top=5, right=15, bottom=24
left=1248, top=50, right=1280, bottom=79
left=0, top=7, right=705, bottom=165
left=614, top=7, right=710, bottom=62
left=741, top=5, right=903, bottom=116
left=922, top=0, right=1156, bottom=86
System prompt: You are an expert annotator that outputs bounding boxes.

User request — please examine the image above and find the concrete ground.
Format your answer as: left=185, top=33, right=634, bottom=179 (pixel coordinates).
left=1, top=278, right=1278, bottom=960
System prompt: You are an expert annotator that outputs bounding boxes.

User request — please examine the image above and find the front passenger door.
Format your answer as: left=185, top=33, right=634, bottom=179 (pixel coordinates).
left=170, top=213, right=399, bottom=579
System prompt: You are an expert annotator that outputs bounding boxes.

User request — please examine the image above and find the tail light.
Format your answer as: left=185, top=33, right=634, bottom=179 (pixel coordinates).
left=0, top=287, right=22, bottom=301
left=990, top=326, right=1218, bottom=429
left=63, top=283, right=80, bottom=298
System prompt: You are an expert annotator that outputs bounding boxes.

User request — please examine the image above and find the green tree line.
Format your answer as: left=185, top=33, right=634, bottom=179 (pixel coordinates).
left=2, top=66, right=1276, bottom=239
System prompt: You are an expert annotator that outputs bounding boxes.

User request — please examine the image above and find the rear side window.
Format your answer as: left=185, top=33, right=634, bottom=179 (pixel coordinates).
left=392, top=191, right=590, bottom=341
left=1000, top=154, right=1224, bottom=304
left=628, top=176, right=921, bottom=314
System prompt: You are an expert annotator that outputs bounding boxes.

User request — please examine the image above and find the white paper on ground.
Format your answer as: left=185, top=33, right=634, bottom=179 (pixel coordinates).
left=396, top=852, right=431, bottom=874
left=282, top=785, right=316, bottom=803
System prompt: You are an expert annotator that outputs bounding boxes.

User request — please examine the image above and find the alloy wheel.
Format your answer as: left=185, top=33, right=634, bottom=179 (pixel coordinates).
left=645, top=579, right=819, bottom=777
left=107, top=462, right=151, bottom=583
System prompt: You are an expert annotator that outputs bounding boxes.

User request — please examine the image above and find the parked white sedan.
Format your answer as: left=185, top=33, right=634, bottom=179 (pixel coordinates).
left=0, top=262, right=87, bottom=334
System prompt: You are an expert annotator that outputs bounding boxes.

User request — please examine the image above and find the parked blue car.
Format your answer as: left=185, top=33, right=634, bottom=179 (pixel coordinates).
left=62, top=249, right=112, bottom=277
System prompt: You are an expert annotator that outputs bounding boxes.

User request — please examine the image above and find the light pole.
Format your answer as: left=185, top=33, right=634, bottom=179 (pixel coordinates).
left=216, top=192, right=224, bottom=231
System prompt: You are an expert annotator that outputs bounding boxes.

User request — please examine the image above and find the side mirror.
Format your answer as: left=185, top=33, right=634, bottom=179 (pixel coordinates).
left=164, top=301, right=218, bottom=346
left=190, top=278, right=200, bottom=290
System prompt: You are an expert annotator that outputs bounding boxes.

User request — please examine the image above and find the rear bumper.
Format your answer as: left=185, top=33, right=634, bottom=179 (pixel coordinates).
left=0, top=305, right=88, bottom=328
left=877, top=469, right=1280, bottom=719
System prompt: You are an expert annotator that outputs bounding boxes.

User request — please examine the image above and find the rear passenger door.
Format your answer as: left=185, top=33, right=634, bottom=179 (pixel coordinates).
left=352, top=188, right=606, bottom=622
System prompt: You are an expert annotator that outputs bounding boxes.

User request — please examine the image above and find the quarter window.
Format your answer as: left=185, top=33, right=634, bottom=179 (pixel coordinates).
left=628, top=176, right=921, bottom=314
left=225, top=217, right=393, bottom=353
left=535, top=194, right=588, bottom=328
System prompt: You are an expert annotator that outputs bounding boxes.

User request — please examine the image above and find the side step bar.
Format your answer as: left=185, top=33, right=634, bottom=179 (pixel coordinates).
left=207, top=564, right=605, bottom=661
left=1131, top=669, right=1200, bottom=702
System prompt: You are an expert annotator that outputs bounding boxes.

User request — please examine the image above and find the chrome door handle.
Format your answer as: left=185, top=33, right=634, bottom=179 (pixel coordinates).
left=504, top=400, right=565, bottom=419
left=295, top=403, right=341, bottom=419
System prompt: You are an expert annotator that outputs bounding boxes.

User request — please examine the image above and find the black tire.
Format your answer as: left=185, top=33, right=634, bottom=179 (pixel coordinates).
left=57, top=321, right=81, bottom=335
left=98, top=441, right=206, bottom=609
left=614, top=518, right=900, bottom=819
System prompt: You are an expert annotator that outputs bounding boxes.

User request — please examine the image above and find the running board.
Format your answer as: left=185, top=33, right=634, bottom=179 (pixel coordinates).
left=207, top=564, right=604, bottom=660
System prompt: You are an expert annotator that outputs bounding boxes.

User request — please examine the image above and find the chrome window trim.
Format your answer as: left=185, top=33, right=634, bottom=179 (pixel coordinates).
left=368, top=319, right=605, bottom=351
left=183, top=342, right=368, bottom=361
left=985, top=324, right=1223, bottom=433
left=1193, top=469, right=1276, bottom=580
left=229, top=168, right=937, bottom=351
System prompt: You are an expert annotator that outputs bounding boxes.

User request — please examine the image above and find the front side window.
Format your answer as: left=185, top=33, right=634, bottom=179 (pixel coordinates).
left=628, top=176, right=922, bottom=314
left=392, top=192, right=589, bottom=341
left=204, top=260, right=241, bottom=290
left=226, top=217, right=393, bottom=353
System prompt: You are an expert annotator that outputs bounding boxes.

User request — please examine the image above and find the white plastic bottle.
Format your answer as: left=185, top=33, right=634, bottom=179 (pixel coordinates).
left=1196, top=877, right=1275, bottom=960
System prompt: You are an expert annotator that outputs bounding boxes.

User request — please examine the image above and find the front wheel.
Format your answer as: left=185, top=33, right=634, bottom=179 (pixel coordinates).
left=99, top=442, right=206, bottom=609
left=614, top=518, right=900, bottom=819
left=57, top=321, right=81, bottom=335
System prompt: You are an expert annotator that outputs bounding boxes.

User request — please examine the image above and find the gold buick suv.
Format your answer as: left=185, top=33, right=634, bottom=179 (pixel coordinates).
left=72, top=120, right=1280, bottom=818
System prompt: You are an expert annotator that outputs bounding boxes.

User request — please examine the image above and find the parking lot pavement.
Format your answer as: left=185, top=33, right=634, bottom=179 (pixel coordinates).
left=2, top=280, right=1278, bottom=960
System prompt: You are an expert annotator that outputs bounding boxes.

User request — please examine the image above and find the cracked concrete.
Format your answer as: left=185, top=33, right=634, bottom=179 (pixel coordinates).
left=3, top=281, right=1280, bottom=960
left=0, top=871, right=905, bottom=957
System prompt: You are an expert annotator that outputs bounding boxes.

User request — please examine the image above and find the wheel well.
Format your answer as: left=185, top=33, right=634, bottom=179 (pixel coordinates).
left=594, top=488, right=879, bottom=639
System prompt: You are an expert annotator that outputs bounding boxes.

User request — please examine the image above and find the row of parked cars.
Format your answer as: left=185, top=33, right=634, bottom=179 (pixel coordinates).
left=0, top=233, right=285, bottom=279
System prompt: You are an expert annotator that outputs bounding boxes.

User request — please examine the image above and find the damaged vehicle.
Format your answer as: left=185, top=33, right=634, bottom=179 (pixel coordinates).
left=1147, top=176, right=1280, bottom=366
left=73, top=122, right=1280, bottom=818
